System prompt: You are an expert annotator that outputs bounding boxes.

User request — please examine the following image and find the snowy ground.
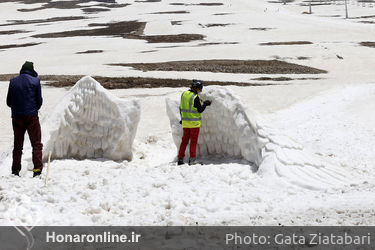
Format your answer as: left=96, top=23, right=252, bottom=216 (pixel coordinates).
left=0, top=0, right=375, bottom=226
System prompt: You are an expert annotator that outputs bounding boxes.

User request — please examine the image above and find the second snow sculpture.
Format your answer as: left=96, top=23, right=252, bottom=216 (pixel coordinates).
left=166, top=86, right=349, bottom=189
left=42, top=76, right=140, bottom=161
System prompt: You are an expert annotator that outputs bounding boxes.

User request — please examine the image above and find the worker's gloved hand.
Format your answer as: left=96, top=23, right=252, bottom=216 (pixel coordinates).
left=179, top=120, right=182, bottom=125
left=203, top=100, right=212, bottom=106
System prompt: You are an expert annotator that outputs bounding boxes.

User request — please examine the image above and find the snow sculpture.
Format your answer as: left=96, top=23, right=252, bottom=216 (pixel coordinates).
left=42, top=76, right=140, bottom=161
left=166, top=86, right=349, bottom=189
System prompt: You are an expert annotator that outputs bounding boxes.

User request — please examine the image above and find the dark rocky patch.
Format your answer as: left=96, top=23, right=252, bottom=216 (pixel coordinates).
left=360, top=42, right=375, bottom=48
left=249, top=27, right=274, bottom=31
left=200, top=23, right=234, bottom=27
left=126, top=34, right=205, bottom=43
left=0, top=74, right=272, bottom=88
left=135, top=0, right=161, bottom=2
left=171, top=21, right=183, bottom=25
left=170, top=2, right=223, bottom=6
left=0, top=16, right=88, bottom=27
left=0, top=30, right=29, bottom=35
left=32, top=21, right=146, bottom=38
left=76, top=50, right=104, bottom=54
left=260, top=41, right=313, bottom=46
left=14, top=0, right=127, bottom=12
left=349, top=15, right=375, bottom=19
left=0, top=42, right=42, bottom=50
left=297, top=56, right=311, bottom=60
left=195, top=42, right=238, bottom=47
left=150, top=11, right=189, bottom=14
left=195, top=3, right=223, bottom=6
left=108, top=60, right=327, bottom=74
left=213, top=13, right=232, bottom=15
left=252, top=77, right=293, bottom=81
left=252, top=76, right=322, bottom=81
left=139, top=50, right=158, bottom=53
left=81, top=7, right=111, bottom=13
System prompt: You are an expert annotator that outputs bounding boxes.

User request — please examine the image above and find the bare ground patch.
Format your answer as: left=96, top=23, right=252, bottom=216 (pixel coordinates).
left=126, top=34, right=205, bottom=43
left=135, top=0, right=161, bottom=2
left=81, top=7, right=111, bottom=14
left=249, top=27, right=274, bottom=31
left=76, top=50, right=104, bottom=54
left=0, top=74, right=272, bottom=89
left=108, top=60, right=327, bottom=74
left=0, top=16, right=88, bottom=27
left=170, top=3, right=223, bottom=6
left=13, top=0, right=129, bottom=12
left=32, top=21, right=146, bottom=38
left=260, top=41, right=313, bottom=46
left=199, top=23, right=234, bottom=28
left=195, top=42, right=238, bottom=47
left=213, top=13, right=232, bottom=15
left=150, top=11, right=189, bottom=14
left=0, top=30, right=29, bottom=35
left=31, top=21, right=204, bottom=43
left=252, top=76, right=322, bottom=81
left=0, top=42, right=42, bottom=50
left=360, top=42, right=375, bottom=48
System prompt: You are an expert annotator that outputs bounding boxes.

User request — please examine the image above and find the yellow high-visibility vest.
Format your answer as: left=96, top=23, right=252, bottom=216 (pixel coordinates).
left=180, top=90, right=202, bottom=128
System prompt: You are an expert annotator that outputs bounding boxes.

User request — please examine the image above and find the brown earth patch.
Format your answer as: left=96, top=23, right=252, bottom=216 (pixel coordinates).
left=249, top=27, right=274, bottom=31
left=0, top=30, right=29, bottom=35
left=31, top=20, right=204, bottom=43
left=260, top=41, right=313, bottom=46
left=108, top=60, right=327, bottom=74
left=76, top=50, right=104, bottom=54
left=0, top=74, right=273, bottom=88
left=0, top=16, right=88, bottom=27
left=171, top=21, right=183, bottom=25
left=252, top=76, right=322, bottom=81
left=349, top=15, right=375, bottom=19
left=126, top=34, right=205, bottom=43
left=13, top=0, right=129, bottom=12
left=32, top=21, right=146, bottom=38
left=0, top=42, right=42, bottom=50
left=81, top=7, right=111, bottom=13
left=200, top=23, right=234, bottom=27
left=195, top=42, right=238, bottom=47
left=150, top=11, right=189, bottom=14
left=170, top=3, right=223, bottom=6
left=360, top=42, right=375, bottom=48
left=139, top=50, right=158, bottom=53
left=213, top=13, right=232, bottom=16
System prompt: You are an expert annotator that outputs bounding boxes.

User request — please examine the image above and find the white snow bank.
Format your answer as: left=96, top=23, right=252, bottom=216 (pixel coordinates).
left=166, top=86, right=351, bottom=190
left=42, top=76, right=141, bottom=161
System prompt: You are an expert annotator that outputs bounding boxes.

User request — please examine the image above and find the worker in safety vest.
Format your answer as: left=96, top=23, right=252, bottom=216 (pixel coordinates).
left=178, top=80, right=211, bottom=165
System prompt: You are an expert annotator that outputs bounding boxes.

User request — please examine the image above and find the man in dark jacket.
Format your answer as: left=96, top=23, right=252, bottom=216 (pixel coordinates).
left=6, top=61, right=43, bottom=177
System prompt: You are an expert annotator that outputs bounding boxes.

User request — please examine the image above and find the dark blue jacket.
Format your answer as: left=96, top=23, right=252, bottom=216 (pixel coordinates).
left=6, top=70, right=43, bottom=117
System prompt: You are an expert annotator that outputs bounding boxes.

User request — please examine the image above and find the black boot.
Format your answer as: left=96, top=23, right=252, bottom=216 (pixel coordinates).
left=12, top=170, right=20, bottom=176
left=33, top=169, right=42, bottom=177
left=177, top=158, right=184, bottom=165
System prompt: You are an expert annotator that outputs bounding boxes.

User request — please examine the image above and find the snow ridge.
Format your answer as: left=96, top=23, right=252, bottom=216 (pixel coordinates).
left=42, top=76, right=141, bottom=161
left=166, top=86, right=350, bottom=190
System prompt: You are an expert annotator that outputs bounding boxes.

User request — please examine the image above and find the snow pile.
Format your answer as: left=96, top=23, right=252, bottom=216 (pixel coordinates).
left=42, top=76, right=140, bottom=161
left=166, top=86, right=350, bottom=190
